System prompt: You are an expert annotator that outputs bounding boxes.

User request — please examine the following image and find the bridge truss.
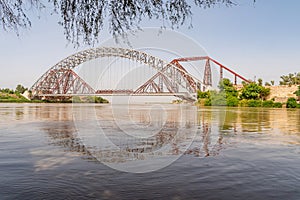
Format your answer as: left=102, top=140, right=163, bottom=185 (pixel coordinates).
left=31, top=47, right=250, bottom=102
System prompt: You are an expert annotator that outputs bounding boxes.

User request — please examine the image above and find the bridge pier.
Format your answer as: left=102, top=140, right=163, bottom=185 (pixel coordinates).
left=235, top=75, right=237, bottom=85
left=220, top=67, right=223, bottom=80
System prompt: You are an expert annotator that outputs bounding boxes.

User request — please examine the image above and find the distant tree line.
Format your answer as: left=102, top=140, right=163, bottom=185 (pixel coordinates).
left=254, top=72, right=300, bottom=87
left=0, top=84, right=27, bottom=94
left=279, top=72, right=300, bottom=86
left=0, top=84, right=110, bottom=103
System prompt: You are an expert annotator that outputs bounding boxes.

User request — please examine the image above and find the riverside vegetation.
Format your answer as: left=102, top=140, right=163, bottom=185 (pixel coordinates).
left=0, top=85, right=36, bottom=103
left=0, top=84, right=108, bottom=103
left=1, top=80, right=299, bottom=107
left=197, top=79, right=300, bottom=108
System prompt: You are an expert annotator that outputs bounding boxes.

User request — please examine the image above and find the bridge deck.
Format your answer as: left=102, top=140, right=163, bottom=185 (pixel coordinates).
left=38, top=93, right=195, bottom=97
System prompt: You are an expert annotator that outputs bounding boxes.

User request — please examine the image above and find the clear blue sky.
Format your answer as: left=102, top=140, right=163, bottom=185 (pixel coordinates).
left=0, top=0, right=300, bottom=89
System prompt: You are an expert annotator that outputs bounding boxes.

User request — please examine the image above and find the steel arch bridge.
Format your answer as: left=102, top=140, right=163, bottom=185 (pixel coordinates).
left=31, top=47, right=250, bottom=102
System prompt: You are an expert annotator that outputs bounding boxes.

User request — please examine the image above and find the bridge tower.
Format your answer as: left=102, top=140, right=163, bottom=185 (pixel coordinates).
left=158, top=75, right=163, bottom=92
left=203, top=59, right=212, bottom=86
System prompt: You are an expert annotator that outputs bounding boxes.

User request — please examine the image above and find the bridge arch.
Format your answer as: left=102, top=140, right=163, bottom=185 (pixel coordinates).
left=31, top=47, right=204, bottom=100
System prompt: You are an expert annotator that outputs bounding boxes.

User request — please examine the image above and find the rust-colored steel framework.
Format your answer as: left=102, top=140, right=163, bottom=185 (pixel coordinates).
left=134, top=61, right=192, bottom=94
left=33, top=68, right=95, bottom=96
left=135, top=56, right=250, bottom=94
left=170, top=56, right=250, bottom=85
left=203, top=59, right=212, bottom=86
left=31, top=47, right=203, bottom=101
left=31, top=47, right=250, bottom=101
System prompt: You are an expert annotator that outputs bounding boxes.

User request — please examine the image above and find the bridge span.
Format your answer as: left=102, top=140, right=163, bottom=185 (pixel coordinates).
left=39, top=92, right=196, bottom=102
left=30, top=47, right=250, bottom=102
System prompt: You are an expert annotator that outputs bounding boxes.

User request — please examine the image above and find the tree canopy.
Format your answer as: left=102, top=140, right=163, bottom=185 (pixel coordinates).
left=1, top=0, right=251, bottom=46
left=279, top=72, right=300, bottom=86
left=15, top=84, right=27, bottom=94
left=239, top=82, right=270, bottom=100
left=218, top=78, right=238, bottom=97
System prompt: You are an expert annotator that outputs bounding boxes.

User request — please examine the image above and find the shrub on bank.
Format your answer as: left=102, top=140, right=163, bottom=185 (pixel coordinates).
left=226, top=95, right=239, bottom=107
left=286, top=98, right=298, bottom=108
left=262, top=100, right=274, bottom=108
left=204, top=98, right=211, bottom=106
left=238, top=99, right=283, bottom=108
left=72, top=96, right=82, bottom=103
left=95, top=96, right=109, bottom=103
left=273, top=102, right=283, bottom=108
left=211, top=92, right=227, bottom=106
left=74, top=96, right=109, bottom=103
left=197, top=90, right=210, bottom=99
left=239, top=99, right=248, bottom=107
left=247, top=100, right=262, bottom=107
left=262, top=100, right=283, bottom=108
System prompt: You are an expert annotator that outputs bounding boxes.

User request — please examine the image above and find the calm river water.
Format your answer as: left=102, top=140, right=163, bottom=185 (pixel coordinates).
left=0, top=103, right=300, bottom=200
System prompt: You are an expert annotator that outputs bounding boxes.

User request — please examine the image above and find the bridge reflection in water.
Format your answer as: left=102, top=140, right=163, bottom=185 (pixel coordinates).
left=0, top=104, right=300, bottom=162
left=1, top=103, right=300, bottom=198
left=40, top=104, right=225, bottom=165
left=35, top=105, right=299, bottom=165
left=2, top=104, right=299, bottom=164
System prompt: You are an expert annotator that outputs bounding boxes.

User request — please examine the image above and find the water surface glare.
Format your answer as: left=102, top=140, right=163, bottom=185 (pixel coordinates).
left=0, top=103, right=300, bottom=199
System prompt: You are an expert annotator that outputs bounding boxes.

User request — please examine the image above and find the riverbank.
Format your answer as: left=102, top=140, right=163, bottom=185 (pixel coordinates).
left=195, top=99, right=286, bottom=108
left=0, top=92, right=109, bottom=103
left=0, top=92, right=39, bottom=103
left=196, top=80, right=300, bottom=108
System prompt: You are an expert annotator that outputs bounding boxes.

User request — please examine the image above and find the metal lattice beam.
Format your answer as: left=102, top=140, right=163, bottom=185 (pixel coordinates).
left=31, top=47, right=203, bottom=100
left=32, top=69, right=95, bottom=96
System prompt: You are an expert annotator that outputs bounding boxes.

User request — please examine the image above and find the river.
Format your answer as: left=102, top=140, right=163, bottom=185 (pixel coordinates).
left=0, top=103, right=300, bottom=199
